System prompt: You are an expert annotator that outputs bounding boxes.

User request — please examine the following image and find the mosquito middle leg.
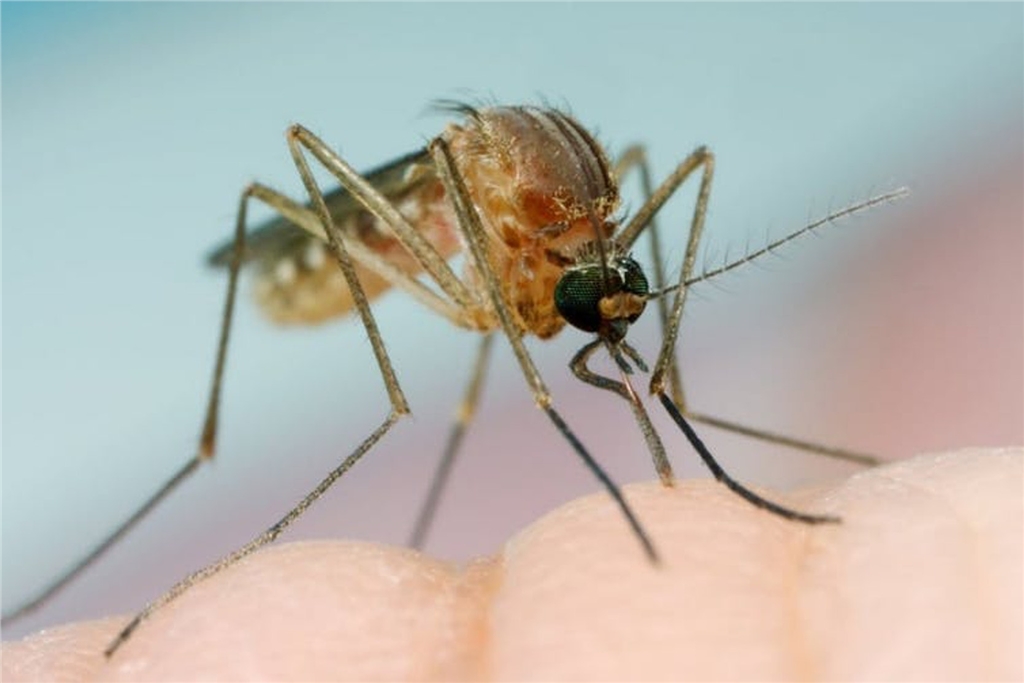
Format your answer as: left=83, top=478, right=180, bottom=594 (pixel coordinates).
left=429, top=137, right=660, bottom=564
left=408, top=333, right=495, bottom=550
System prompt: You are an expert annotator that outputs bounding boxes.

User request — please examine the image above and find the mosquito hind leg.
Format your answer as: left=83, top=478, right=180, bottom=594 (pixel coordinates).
left=1, top=176, right=270, bottom=626
left=105, top=135, right=419, bottom=657
left=0, top=457, right=202, bottom=624
left=408, top=333, right=495, bottom=550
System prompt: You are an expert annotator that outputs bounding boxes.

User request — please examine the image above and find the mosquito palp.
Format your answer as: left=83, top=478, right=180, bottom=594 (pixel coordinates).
left=1, top=104, right=906, bottom=658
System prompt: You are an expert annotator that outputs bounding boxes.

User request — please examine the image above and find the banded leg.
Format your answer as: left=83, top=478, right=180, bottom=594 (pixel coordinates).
left=408, top=334, right=495, bottom=550
left=621, top=147, right=839, bottom=524
left=618, top=147, right=881, bottom=467
left=429, top=137, right=660, bottom=564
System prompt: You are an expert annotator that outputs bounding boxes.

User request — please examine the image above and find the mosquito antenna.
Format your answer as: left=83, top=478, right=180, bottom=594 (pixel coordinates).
left=647, top=187, right=910, bottom=300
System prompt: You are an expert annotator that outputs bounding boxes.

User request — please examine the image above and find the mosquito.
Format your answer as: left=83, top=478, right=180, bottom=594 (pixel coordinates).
left=2, top=103, right=907, bottom=657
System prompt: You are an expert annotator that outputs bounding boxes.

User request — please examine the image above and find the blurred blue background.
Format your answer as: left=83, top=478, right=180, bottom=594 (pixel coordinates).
left=3, top=3, right=1021, bottom=638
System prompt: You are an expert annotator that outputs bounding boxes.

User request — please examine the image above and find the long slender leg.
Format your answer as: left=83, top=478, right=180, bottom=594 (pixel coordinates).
left=614, top=145, right=684, bottom=409
left=243, top=184, right=471, bottom=327
left=105, top=132, right=419, bottom=657
left=0, top=458, right=201, bottom=624
left=2, top=175, right=257, bottom=625
left=644, top=146, right=713, bottom=396
left=621, top=147, right=886, bottom=467
left=105, top=414, right=399, bottom=658
left=626, top=147, right=838, bottom=524
left=429, top=137, right=660, bottom=564
left=5, top=155, right=504, bottom=626
left=685, top=412, right=880, bottom=466
left=408, top=333, right=494, bottom=550
left=286, top=125, right=476, bottom=313
left=569, top=340, right=673, bottom=486
left=659, top=396, right=839, bottom=523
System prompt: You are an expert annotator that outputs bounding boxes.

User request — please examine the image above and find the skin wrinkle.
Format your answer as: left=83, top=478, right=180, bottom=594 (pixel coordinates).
left=873, top=466, right=994, bottom=679
left=452, top=556, right=502, bottom=681
left=765, top=502, right=821, bottom=681
left=787, top=522, right=815, bottom=681
left=2, top=450, right=1020, bottom=681
left=844, top=461, right=991, bottom=678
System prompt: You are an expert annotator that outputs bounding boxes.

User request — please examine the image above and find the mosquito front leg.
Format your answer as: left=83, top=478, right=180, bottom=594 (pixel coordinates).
left=614, top=145, right=684, bottom=410
left=617, top=150, right=872, bottom=468
left=626, top=148, right=840, bottom=524
left=429, top=137, right=660, bottom=564
left=626, top=148, right=889, bottom=466
left=672, top=191, right=908, bottom=467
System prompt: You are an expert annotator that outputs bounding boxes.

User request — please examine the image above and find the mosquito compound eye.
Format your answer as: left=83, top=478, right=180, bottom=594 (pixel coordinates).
left=554, top=266, right=605, bottom=332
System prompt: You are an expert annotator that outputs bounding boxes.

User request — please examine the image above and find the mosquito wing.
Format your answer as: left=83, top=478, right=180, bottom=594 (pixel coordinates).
left=207, top=148, right=458, bottom=325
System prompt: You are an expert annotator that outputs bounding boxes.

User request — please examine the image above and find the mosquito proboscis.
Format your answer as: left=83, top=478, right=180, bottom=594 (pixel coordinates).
left=2, top=103, right=908, bottom=657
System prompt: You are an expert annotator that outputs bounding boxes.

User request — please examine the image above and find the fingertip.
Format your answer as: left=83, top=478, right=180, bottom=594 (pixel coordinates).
left=96, top=541, right=492, bottom=681
left=5, top=449, right=1018, bottom=681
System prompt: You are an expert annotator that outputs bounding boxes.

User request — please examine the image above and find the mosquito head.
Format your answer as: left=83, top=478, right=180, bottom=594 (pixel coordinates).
left=554, top=253, right=649, bottom=344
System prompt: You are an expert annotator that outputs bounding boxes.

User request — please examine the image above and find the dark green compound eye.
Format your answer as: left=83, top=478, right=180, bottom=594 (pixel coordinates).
left=554, top=265, right=606, bottom=332
left=554, top=257, right=650, bottom=333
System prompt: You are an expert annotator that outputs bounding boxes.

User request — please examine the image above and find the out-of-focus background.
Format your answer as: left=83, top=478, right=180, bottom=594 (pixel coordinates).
left=2, top=4, right=1021, bottom=639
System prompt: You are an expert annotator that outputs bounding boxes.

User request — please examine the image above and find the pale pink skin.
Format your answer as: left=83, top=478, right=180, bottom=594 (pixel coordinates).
left=3, top=448, right=1020, bottom=682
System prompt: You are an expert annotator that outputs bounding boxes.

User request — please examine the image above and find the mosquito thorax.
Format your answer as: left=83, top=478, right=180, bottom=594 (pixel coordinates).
left=554, top=255, right=649, bottom=343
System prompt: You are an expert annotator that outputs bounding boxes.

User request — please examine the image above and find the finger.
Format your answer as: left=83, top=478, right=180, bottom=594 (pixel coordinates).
left=3, top=448, right=1020, bottom=681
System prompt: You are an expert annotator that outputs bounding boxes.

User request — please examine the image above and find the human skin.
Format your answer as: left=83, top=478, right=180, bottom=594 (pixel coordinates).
left=2, top=448, right=1020, bottom=682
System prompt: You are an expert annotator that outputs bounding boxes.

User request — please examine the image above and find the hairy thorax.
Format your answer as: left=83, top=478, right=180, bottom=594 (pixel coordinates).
left=446, top=106, right=620, bottom=339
